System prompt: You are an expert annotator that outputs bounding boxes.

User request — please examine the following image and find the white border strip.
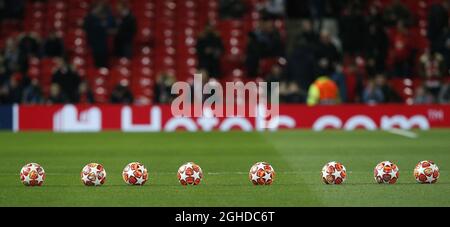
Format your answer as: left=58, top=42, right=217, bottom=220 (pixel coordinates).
left=12, top=104, right=19, bottom=132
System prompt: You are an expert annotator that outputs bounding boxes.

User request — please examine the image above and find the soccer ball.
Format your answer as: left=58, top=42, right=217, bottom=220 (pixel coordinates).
left=122, top=162, right=148, bottom=186
left=81, top=163, right=106, bottom=186
left=321, top=161, right=347, bottom=184
left=177, top=162, right=203, bottom=186
left=20, top=163, right=45, bottom=186
left=374, top=161, right=399, bottom=184
left=249, top=162, right=275, bottom=185
left=414, top=160, right=439, bottom=184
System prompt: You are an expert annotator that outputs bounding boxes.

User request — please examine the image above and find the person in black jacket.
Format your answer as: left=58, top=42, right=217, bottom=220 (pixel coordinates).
left=47, top=84, right=67, bottom=104
left=154, top=71, right=177, bottom=104
left=428, top=0, right=449, bottom=52
left=315, top=30, right=340, bottom=76
left=110, top=82, right=134, bottom=104
left=83, top=2, right=115, bottom=68
left=51, top=58, right=81, bottom=103
left=196, top=25, right=224, bottom=78
left=114, top=1, right=137, bottom=58
left=17, top=32, right=41, bottom=74
left=43, top=31, right=65, bottom=58
left=2, top=76, right=22, bottom=104
left=245, top=20, right=284, bottom=77
left=22, top=78, right=43, bottom=104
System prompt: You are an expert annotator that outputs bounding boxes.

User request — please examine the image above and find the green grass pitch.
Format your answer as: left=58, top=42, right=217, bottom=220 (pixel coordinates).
left=0, top=130, right=449, bottom=207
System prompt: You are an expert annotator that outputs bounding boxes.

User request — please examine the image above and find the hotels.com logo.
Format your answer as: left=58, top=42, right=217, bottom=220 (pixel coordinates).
left=52, top=105, right=431, bottom=132
left=312, top=115, right=430, bottom=131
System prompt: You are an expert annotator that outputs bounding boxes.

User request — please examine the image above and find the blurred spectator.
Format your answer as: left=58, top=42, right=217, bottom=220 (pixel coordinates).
left=265, top=64, right=302, bottom=102
left=316, top=30, right=340, bottom=76
left=0, top=54, right=9, bottom=87
left=17, top=32, right=41, bottom=73
left=339, top=3, right=366, bottom=55
left=246, top=20, right=284, bottom=77
left=3, top=38, right=19, bottom=73
left=196, top=25, right=224, bottom=78
left=22, top=78, right=43, bottom=104
left=279, top=80, right=304, bottom=103
left=383, top=0, right=412, bottom=27
left=439, top=83, right=450, bottom=104
left=287, top=20, right=321, bottom=90
left=366, top=2, right=384, bottom=29
left=309, top=0, right=326, bottom=30
left=258, top=0, right=286, bottom=20
left=0, top=74, right=23, bottom=104
left=51, top=58, right=81, bottom=103
left=362, top=79, right=384, bottom=104
left=1, top=76, right=23, bottom=103
left=265, top=64, right=283, bottom=83
left=219, top=0, right=247, bottom=19
left=47, top=84, right=67, bottom=104
left=374, top=74, right=402, bottom=103
left=0, top=85, right=7, bottom=103
left=77, top=81, right=95, bottom=104
left=154, top=71, right=176, bottom=104
left=17, top=32, right=40, bottom=57
left=427, top=0, right=449, bottom=52
left=43, top=31, right=65, bottom=58
left=114, top=1, right=137, bottom=59
left=331, top=65, right=347, bottom=103
left=435, top=28, right=450, bottom=74
left=419, top=50, right=446, bottom=79
left=365, top=6, right=389, bottom=75
left=419, top=50, right=446, bottom=98
left=83, top=2, right=115, bottom=68
left=307, top=76, right=339, bottom=106
left=287, top=35, right=316, bottom=91
left=110, top=82, right=134, bottom=104
left=297, top=20, right=318, bottom=44
left=413, top=85, right=435, bottom=104
left=387, top=21, right=413, bottom=77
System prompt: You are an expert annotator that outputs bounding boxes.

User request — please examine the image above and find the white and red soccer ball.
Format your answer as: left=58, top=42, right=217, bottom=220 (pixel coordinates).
left=177, top=162, right=203, bottom=186
left=374, top=161, right=399, bottom=184
left=321, top=161, right=347, bottom=184
left=20, top=163, right=46, bottom=186
left=414, top=160, right=439, bottom=184
left=122, top=162, right=148, bottom=185
left=249, top=162, right=275, bottom=185
left=81, top=163, right=106, bottom=186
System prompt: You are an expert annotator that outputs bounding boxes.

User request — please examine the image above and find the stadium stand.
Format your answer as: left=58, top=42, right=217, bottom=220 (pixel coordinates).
left=0, top=0, right=449, bottom=105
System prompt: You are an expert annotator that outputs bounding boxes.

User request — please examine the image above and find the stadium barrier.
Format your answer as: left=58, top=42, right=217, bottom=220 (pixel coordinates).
left=0, top=106, right=13, bottom=130
left=0, top=104, right=447, bottom=132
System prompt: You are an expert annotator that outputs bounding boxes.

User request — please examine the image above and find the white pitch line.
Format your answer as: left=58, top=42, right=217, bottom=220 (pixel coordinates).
left=387, top=128, right=418, bottom=139
left=208, top=172, right=252, bottom=175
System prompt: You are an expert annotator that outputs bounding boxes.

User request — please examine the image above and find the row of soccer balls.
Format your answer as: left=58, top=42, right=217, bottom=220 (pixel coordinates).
left=19, top=160, right=440, bottom=186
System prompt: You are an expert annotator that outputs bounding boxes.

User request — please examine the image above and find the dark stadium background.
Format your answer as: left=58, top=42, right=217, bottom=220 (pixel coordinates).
left=0, top=0, right=449, bottom=106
